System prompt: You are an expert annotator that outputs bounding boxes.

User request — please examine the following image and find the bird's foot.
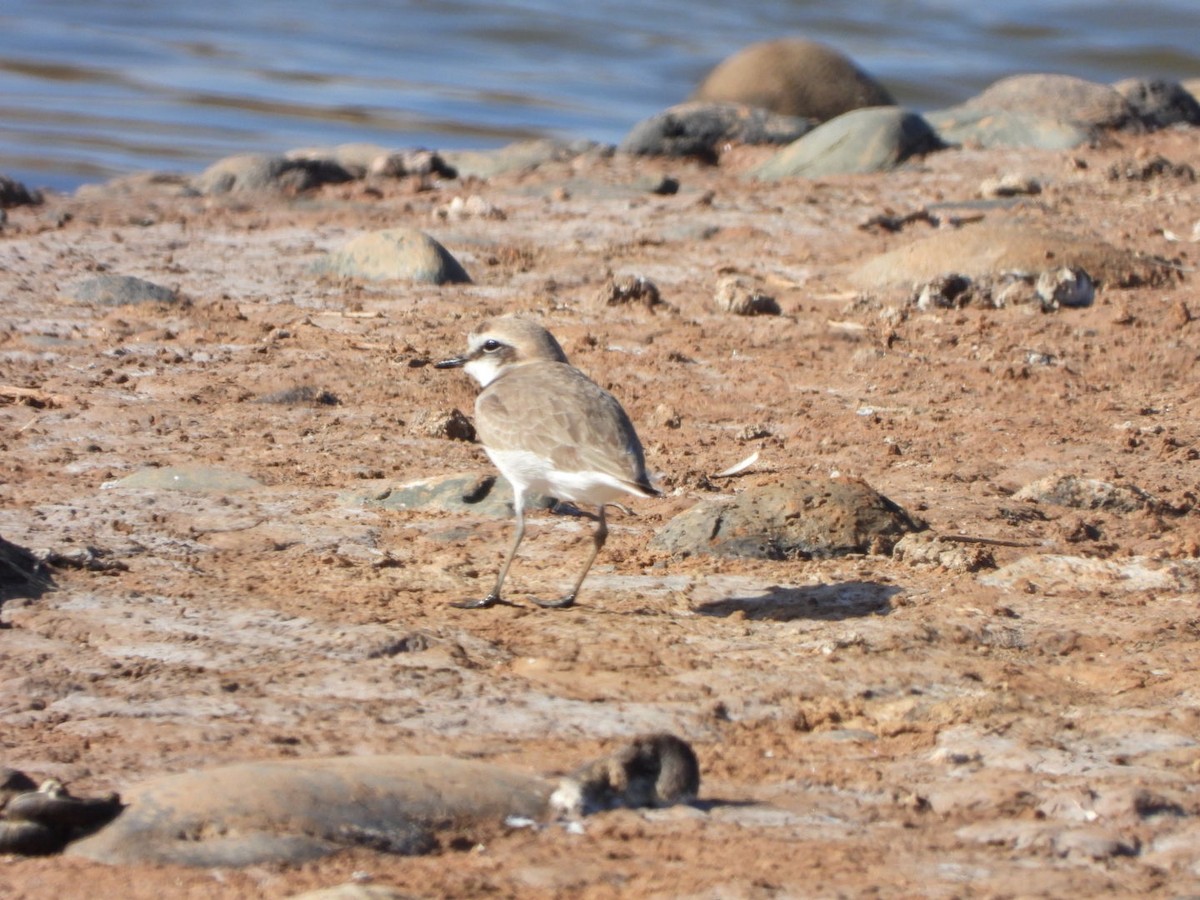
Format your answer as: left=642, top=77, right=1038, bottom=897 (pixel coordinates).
left=532, top=593, right=576, bottom=609
left=450, top=593, right=503, bottom=610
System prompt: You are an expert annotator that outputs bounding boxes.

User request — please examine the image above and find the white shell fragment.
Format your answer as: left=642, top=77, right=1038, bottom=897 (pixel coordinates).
left=713, top=450, right=760, bottom=478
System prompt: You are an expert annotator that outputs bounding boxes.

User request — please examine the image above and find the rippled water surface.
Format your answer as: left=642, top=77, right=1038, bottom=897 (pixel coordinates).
left=1, top=0, right=1197, bottom=191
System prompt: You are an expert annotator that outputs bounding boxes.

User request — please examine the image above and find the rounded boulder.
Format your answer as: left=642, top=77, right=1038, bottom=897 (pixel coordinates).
left=319, top=228, right=471, bottom=284
left=691, top=38, right=894, bottom=122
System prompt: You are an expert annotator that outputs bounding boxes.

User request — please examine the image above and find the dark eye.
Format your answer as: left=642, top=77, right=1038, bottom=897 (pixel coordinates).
left=482, top=339, right=501, bottom=352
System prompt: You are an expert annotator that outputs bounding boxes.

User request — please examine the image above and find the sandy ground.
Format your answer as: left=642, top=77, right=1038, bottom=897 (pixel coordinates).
left=1, top=127, right=1199, bottom=898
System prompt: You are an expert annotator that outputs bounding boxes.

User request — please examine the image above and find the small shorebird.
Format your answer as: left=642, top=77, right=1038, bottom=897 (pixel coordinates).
left=436, top=316, right=658, bottom=609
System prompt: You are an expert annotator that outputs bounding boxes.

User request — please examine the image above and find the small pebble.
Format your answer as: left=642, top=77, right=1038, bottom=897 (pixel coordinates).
left=980, top=174, right=1042, bottom=197
left=714, top=276, right=779, bottom=316
left=1036, top=266, right=1094, bottom=310
left=597, top=275, right=663, bottom=309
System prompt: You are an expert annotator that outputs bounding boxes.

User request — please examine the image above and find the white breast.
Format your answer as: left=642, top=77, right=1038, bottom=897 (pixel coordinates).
left=485, top=447, right=643, bottom=507
left=464, top=355, right=504, bottom=388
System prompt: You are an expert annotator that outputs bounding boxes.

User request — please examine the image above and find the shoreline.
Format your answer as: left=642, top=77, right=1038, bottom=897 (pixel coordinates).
left=6, top=57, right=1199, bottom=198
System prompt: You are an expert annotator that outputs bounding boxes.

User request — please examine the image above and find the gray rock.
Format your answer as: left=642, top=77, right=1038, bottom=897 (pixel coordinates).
left=109, top=465, right=262, bottom=493
left=66, top=735, right=697, bottom=867
left=1012, top=473, right=1157, bottom=512
left=691, top=38, right=894, bottom=122
left=925, top=107, right=1095, bottom=150
left=346, top=472, right=547, bottom=519
left=195, top=153, right=354, bottom=194
left=619, top=102, right=813, bottom=161
left=1112, top=78, right=1200, bottom=130
left=440, top=139, right=608, bottom=181
left=955, top=74, right=1137, bottom=131
left=317, top=228, right=471, bottom=284
left=68, top=274, right=178, bottom=307
left=0, top=174, right=42, bottom=208
left=652, top=476, right=925, bottom=560
left=67, top=755, right=553, bottom=866
left=751, top=107, right=943, bottom=181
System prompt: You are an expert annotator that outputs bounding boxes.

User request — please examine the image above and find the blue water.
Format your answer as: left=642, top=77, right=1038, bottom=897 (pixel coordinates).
left=0, top=0, right=1197, bottom=192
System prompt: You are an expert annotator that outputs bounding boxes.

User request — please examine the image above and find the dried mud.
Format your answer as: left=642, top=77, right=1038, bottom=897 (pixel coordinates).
left=1, top=130, right=1199, bottom=898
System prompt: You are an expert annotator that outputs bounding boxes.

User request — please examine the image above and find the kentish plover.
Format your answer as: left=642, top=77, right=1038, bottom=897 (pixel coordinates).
left=436, top=316, right=658, bottom=609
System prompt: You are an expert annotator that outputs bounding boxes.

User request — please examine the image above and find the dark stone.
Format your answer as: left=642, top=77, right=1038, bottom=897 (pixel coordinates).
left=0, top=535, right=54, bottom=601
left=0, top=780, right=123, bottom=856
left=652, top=476, right=925, bottom=559
left=619, top=102, right=813, bottom=161
left=1112, top=78, right=1200, bottom=130
left=0, top=174, right=42, bottom=208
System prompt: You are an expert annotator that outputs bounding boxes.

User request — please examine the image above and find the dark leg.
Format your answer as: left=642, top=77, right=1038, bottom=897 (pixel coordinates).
left=452, top=499, right=525, bottom=609
left=534, top=506, right=607, bottom=609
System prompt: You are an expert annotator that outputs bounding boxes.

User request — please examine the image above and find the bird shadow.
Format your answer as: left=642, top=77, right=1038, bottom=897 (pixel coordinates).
left=687, top=797, right=761, bottom=813
left=693, top=580, right=900, bottom=622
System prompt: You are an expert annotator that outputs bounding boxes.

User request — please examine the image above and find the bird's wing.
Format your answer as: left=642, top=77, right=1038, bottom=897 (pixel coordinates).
left=476, top=363, right=653, bottom=492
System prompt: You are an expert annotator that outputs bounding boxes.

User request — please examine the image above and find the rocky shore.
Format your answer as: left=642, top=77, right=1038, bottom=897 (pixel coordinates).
left=2, top=42, right=1200, bottom=898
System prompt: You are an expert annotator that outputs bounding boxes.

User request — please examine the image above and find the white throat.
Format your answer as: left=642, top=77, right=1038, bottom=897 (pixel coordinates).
left=463, top=355, right=505, bottom=388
